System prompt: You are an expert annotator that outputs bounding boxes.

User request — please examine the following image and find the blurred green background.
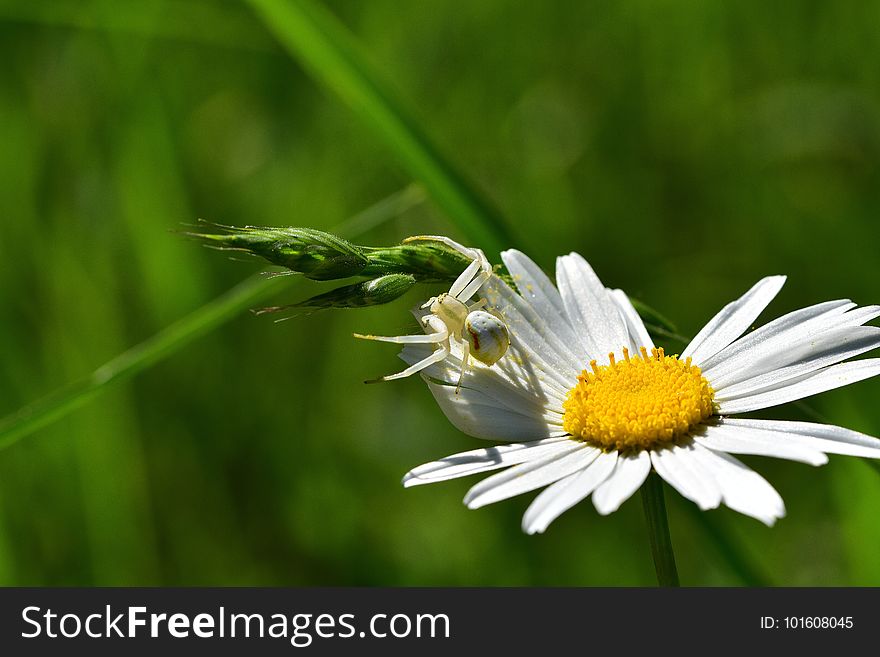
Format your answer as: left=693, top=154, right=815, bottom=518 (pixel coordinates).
left=1, top=0, right=879, bottom=586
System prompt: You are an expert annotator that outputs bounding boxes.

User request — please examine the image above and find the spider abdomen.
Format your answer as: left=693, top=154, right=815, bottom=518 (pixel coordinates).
left=465, top=310, right=510, bottom=366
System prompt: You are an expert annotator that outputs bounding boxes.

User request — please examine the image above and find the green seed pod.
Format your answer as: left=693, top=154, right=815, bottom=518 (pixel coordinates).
left=255, top=274, right=417, bottom=314
left=189, top=225, right=369, bottom=280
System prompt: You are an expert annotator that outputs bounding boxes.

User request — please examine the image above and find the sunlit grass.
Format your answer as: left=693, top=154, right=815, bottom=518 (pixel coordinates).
left=0, top=0, right=878, bottom=586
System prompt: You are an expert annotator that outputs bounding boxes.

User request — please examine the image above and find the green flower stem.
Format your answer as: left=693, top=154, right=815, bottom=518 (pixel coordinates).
left=245, top=0, right=515, bottom=256
left=640, top=471, right=680, bottom=587
left=0, top=187, right=424, bottom=451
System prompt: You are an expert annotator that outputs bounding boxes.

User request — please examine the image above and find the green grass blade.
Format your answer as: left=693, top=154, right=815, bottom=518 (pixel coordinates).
left=0, top=0, right=273, bottom=52
left=0, top=187, right=423, bottom=451
left=245, top=0, right=514, bottom=255
left=0, top=274, right=284, bottom=451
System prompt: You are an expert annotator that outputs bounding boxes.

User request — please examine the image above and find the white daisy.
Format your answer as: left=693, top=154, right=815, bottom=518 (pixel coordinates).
left=399, top=250, right=880, bottom=533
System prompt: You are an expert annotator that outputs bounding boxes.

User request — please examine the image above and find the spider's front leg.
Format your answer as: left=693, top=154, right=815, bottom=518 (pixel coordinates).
left=402, top=235, right=490, bottom=303
left=355, top=316, right=452, bottom=383
left=454, top=263, right=492, bottom=303
left=455, top=339, right=471, bottom=395
left=366, top=346, right=450, bottom=384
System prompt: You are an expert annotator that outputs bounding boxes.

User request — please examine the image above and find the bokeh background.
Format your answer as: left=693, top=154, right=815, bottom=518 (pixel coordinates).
left=1, top=0, right=879, bottom=586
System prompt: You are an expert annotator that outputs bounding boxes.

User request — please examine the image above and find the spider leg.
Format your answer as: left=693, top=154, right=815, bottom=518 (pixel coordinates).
left=355, top=313, right=450, bottom=345
left=455, top=340, right=471, bottom=395
left=365, top=346, right=450, bottom=383
left=456, top=268, right=491, bottom=302
left=403, top=235, right=493, bottom=302
left=353, top=331, right=448, bottom=344
left=467, top=298, right=487, bottom=311
left=448, top=257, right=482, bottom=298
left=402, top=234, right=480, bottom=261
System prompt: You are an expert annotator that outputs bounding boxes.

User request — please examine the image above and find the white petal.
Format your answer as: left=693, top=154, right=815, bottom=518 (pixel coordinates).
left=403, top=438, right=570, bottom=487
left=464, top=443, right=599, bottom=509
left=692, top=422, right=828, bottom=466
left=833, top=304, right=880, bottom=328
left=481, top=274, right=582, bottom=389
left=592, top=450, right=651, bottom=515
left=720, top=418, right=880, bottom=459
left=650, top=443, right=722, bottom=510
left=521, top=451, right=618, bottom=534
left=698, top=300, right=854, bottom=372
left=401, top=314, right=571, bottom=407
left=501, top=249, right=588, bottom=362
left=406, top=341, right=567, bottom=415
left=710, top=326, right=880, bottom=394
left=426, top=381, right=566, bottom=442
left=407, top=313, right=570, bottom=406
left=682, top=276, right=786, bottom=364
left=610, top=289, right=654, bottom=352
left=700, top=301, right=868, bottom=382
left=689, top=443, right=785, bottom=526
left=713, top=326, right=880, bottom=397
left=489, top=337, right=571, bottom=403
left=501, top=249, right=567, bottom=315
left=717, top=358, right=880, bottom=414
left=556, top=253, right=630, bottom=362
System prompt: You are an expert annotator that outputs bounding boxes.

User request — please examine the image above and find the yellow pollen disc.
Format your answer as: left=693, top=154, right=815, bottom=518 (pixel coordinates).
left=563, top=347, right=715, bottom=452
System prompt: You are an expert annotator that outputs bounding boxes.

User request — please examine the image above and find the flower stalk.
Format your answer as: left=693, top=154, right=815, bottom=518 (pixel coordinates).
left=640, top=472, right=680, bottom=587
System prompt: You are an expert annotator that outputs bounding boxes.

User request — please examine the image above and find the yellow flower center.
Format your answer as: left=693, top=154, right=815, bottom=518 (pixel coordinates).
left=563, top=347, right=714, bottom=452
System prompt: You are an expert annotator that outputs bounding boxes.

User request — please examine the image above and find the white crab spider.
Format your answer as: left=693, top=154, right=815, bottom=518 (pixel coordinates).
left=354, top=235, right=510, bottom=391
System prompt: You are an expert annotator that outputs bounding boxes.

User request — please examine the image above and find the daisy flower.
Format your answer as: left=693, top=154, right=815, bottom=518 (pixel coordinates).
left=399, top=250, right=880, bottom=533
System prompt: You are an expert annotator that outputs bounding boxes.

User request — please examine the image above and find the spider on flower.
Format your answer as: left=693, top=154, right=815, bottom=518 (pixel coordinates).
left=354, top=235, right=510, bottom=391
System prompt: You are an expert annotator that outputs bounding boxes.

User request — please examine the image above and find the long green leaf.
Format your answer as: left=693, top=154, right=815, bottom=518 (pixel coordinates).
left=0, top=187, right=424, bottom=451
left=245, top=0, right=514, bottom=255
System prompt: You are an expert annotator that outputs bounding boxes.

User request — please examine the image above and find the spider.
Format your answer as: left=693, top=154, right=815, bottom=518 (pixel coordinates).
left=354, top=235, right=510, bottom=391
